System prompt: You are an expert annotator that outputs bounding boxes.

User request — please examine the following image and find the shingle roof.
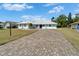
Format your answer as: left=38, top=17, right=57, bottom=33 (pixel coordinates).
left=71, top=21, right=79, bottom=25
left=75, top=13, right=79, bottom=15
left=32, top=20, right=57, bottom=24
left=19, top=20, right=57, bottom=24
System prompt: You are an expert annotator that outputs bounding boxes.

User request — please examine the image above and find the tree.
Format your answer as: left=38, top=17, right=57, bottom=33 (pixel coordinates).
left=28, top=23, right=32, bottom=29
left=68, top=12, right=73, bottom=24
left=73, top=15, right=79, bottom=22
left=56, top=14, right=67, bottom=27
left=51, top=17, right=54, bottom=22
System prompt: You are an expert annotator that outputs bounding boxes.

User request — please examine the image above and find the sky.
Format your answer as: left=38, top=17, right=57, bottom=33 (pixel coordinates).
left=0, top=3, right=79, bottom=22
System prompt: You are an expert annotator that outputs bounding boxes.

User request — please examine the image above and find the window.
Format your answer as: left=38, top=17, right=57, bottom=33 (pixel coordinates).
left=42, top=25, right=45, bottom=26
left=20, top=24, right=21, bottom=26
left=24, top=24, right=26, bottom=27
left=46, top=24, right=48, bottom=26
left=36, top=25, right=38, bottom=27
left=49, top=24, right=51, bottom=27
left=51, top=24, right=56, bottom=27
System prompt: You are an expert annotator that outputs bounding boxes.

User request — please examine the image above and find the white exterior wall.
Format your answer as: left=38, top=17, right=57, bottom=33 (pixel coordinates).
left=42, top=26, right=57, bottom=29
left=42, top=25, right=57, bottom=29
left=18, top=22, right=57, bottom=30
left=4, top=23, right=10, bottom=29
left=32, top=24, right=57, bottom=29
left=18, top=24, right=29, bottom=30
left=71, top=24, right=78, bottom=29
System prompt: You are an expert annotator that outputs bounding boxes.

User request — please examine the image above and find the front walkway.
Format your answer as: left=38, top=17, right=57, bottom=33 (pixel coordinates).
left=0, top=30, right=78, bottom=56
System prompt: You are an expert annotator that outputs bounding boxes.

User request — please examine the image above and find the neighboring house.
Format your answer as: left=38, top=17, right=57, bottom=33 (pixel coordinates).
left=75, top=13, right=79, bottom=17
left=4, top=21, right=18, bottom=29
left=18, top=20, right=57, bottom=30
left=71, top=21, right=79, bottom=30
left=4, top=22, right=10, bottom=29
left=0, top=22, right=4, bottom=28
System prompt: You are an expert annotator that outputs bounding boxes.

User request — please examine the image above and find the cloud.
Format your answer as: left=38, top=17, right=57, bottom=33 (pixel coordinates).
left=26, top=5, right=33, bottom=9
left=48, top=6, right=64, bottom=14
left=21, top=15, right=48, bottom=21
left=21, top=15, right=41, bottom=19
left=1, top=3, right=33, bottom=11
left=74, top=9, right=79, bottom=12
left=43, top=3, right=57, bottom=7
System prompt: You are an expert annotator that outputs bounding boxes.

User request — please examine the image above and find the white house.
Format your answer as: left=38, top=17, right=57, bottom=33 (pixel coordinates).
left=71, top=21, right=79, bottom=30
left=18, top=20, right=57, bottom=30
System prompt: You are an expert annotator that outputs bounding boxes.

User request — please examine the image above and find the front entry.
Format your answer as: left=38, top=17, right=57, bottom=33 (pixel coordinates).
left=39, top=25, right=42, bottom=29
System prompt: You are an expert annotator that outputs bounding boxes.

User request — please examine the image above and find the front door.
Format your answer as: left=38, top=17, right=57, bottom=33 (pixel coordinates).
left=40, top=25, right=42, bottom=29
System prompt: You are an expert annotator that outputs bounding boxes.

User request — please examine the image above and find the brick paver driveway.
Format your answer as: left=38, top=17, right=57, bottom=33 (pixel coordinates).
left=0, top=30, right=78, bottom=56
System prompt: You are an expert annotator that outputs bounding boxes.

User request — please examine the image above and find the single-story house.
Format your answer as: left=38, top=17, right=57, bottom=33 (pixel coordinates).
left=75, top=13, right=79, bottom=18
left=18, top=20, right=57, bottom=30
left=71, top=21, right=79, bottom=30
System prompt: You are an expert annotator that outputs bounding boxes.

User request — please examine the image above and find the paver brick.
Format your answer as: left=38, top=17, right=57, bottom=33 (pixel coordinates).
left=0, top=30, right=78, bottom=56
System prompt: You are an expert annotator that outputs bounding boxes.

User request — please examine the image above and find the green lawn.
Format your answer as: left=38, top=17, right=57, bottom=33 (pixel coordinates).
left=58, top=28, right=79, bottom=52
left=0, top=29, right=37, bottom=45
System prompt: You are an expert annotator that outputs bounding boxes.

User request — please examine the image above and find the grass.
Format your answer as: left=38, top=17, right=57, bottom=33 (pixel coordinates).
left=58, top=28, right=79, bottom=52
left=0, top=29, right=37, bottom=45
